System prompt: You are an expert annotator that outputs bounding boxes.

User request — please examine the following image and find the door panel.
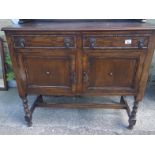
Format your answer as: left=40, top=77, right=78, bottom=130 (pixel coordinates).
left=88, top=58, right=136, bottom=87
left=82, top=52, right=144, bottom=94
left=22, top=54, right=76, bottom=94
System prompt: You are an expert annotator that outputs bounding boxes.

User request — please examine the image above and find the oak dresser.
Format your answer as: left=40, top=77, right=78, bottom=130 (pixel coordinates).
left=2, top=20, right=155, bottom=129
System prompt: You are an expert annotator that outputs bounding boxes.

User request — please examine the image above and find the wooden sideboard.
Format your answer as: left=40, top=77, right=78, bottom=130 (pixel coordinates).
left=2, top=20, right=155, bottom=129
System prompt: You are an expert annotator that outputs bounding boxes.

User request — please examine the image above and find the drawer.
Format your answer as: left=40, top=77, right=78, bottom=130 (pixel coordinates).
left=83, top=35, right=149, bottom=49
left=13, top=35, right=76, bottom=48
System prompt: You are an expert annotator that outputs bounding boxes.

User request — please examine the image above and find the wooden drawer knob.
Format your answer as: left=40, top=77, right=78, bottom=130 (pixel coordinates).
left=45, top=71, right=51, bottom=75
left=109, top=72, right=113, bottom=76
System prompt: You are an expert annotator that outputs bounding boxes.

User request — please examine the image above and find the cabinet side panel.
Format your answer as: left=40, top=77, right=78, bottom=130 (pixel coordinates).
left=136, top=31, right=155, bottom=101
left=5, top=32, right=27, bottom=97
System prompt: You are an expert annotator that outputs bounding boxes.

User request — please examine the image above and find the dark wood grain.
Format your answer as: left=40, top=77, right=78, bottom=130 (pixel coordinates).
left=82, top=52, right=144, bottom=95
left=2, top=20, right=155, bottom=31
left=2, top=20, right=155, bottom=129
left=13, top=35, right=76, bottom=48
left=83, top=35, right=149, bottom=49
left=36, top=102, right=128, bottom=109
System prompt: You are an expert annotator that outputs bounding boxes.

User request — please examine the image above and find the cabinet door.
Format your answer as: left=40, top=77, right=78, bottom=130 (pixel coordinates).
left=20, top=53, right=76, bottom=95
left=82, top=52, right=145, bottom=95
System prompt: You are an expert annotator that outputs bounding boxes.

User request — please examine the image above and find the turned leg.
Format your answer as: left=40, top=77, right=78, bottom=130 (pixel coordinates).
left=21, top=97, right=32, bottom=127
left=128, top=101, right=139, bottom=130
left=120, top=96, right=131, bottom=117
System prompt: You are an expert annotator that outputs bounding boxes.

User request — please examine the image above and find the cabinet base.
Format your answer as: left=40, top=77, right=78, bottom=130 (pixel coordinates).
left=22, top=95, right=138, bottom=129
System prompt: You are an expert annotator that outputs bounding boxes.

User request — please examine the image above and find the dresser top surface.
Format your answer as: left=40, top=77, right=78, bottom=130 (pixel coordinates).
left=2, top=20, right=155, bottom=31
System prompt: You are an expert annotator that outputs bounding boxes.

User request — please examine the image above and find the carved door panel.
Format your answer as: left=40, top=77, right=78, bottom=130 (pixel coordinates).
left=82, top=52, right=145, bottom=95
left=20, top=53, right=76, bottom=94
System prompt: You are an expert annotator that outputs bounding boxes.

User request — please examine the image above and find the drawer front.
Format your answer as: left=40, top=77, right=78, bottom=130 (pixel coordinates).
left=83, top=35, right=149, bottom=49
left=13, top=35, right=76, bottom=48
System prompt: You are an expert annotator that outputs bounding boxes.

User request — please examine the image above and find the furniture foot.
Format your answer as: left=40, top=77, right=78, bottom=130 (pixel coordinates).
left=25, top=116, right=32, bottom=127
left=128, top=101, right=138, bottom=130
left=22, top=97, right=32, bottom=127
